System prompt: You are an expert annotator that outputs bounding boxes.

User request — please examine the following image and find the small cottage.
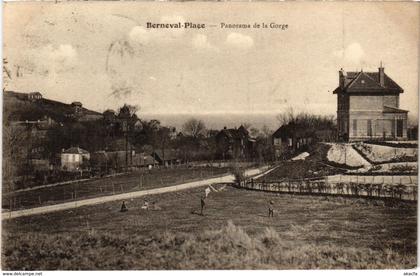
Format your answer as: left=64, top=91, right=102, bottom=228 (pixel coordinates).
left=61, top=147, right=90, bottom=172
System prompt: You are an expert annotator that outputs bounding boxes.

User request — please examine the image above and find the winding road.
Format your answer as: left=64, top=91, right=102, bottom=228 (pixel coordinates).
left=2, top=165, right=274, bottom=220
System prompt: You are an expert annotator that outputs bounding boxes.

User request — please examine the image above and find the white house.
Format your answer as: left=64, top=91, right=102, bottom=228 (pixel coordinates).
left=61, top=147, right=90, bottom=172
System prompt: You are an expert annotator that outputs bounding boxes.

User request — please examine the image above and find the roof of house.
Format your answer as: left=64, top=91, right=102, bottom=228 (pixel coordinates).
left=333, top=70, right=403, bottom=94
left=272, top=122, right=314, bottom=139
left=382, top=106, right=409, bottom=113
left=63, top=147, right=89, bottom=154
left=153, top=149, right=178, bottom=161
left=134, top=153, right=158, bottom=165
left=217, top=126, right=249, bottom=140
left=103, top=109, right=116, bottom=114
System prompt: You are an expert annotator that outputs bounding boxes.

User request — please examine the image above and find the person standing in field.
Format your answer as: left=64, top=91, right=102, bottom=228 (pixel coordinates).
left=200, top=196, right=206, bottom=216
left=120, top=200, right=128, bottom=212
left=268, top=200, right=274, bottom=217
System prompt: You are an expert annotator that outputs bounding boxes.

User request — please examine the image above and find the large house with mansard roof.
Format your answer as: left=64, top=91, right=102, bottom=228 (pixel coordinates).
left=333, top=64, right=408, bottom=141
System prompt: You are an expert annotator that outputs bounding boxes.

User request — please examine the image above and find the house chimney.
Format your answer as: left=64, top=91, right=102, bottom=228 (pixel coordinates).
left=378, top=62, right=385, bottom=86
left=339, top=68, right=346, bottom=89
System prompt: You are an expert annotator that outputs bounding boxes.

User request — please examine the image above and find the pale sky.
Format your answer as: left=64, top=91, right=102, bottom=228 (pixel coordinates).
left=3, top=2, right=419, bottom=118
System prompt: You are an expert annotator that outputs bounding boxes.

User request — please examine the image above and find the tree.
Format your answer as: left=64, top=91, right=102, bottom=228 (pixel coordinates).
left=3, top=58, right=12, bottom=90
left=182, top=118, right=206, bottom=139
left=3, top=124, right=31, bottom=190
left=240, top=122, right=252, bottom=131
left=250, top=127, right=261, bottom=138
left=276, top=107, right=297, bottom=126
left=261, top=125, right=273, bottom=138
left=117, top=104, right=139, bottom=119
left=276, top=106, right=335, bottom=130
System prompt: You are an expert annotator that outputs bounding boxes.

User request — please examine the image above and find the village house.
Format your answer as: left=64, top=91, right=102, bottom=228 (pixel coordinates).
left=27, top=91, right=42, bottom=101
left=133, top=153, right=158, bottom=168
left=333, top=64, right=408, bottom=141
left=61, top=147, right=90, bottom=172
left=106, top=138, right=136, bottom=170
left=103, top=109, right=116, bottom=122
left=71, top=102, right=83, bottom=114
left=152, top=149, right=179, bottom=167
left=67, top=101, right=103, bottom=122
left=272, top=122, right=314, bottom=160
left=215, top=125, right=255, bottom=160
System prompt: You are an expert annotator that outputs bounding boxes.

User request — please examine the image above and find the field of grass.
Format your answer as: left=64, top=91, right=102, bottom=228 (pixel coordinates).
left=2, top=184, right=416, bottom=269
left=2, top=167, right=229, bottom=211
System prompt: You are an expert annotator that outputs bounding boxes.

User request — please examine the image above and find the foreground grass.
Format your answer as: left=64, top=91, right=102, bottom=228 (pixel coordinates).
left=2, top=186, right=417, bottom=269
left=3, top=220, right=415, bottom=270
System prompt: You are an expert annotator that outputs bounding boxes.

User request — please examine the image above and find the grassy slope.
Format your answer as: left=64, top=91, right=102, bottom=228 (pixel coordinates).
left=263, top=144, right=344, bottom=181
left=4, top=91, right=100, bottom=122
left=3, top=185, right=416, bottom=269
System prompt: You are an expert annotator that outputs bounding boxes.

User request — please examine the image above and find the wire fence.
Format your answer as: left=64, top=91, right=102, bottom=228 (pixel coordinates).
left=236, top=175, right=417, bottom=201
left=2, top=166, right=231, bottom=212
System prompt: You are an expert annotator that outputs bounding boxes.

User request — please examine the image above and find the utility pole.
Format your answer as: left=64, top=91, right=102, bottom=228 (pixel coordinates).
left=123, top=119, right=129, bottom=173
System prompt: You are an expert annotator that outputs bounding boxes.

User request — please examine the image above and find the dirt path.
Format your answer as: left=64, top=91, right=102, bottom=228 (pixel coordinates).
left=2, top=166, right=271, bottom=220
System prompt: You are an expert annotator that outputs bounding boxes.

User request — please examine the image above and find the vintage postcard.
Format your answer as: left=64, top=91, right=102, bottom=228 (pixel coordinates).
left=2, top=1, right=419, bottom=271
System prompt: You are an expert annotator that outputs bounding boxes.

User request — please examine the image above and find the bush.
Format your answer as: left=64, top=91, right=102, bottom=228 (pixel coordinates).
left=390, top=164, right=415, bottom=173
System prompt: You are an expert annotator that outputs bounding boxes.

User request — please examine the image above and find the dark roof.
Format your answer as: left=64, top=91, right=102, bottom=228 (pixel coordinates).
left=71, top=102, right=83, bottom=106
left=272, top=122, right=314, bottom=139
left=153, top=149, right=177, bottom=161
left=134, top=153, right=158, bottom=166
left=103, top=109, right=116, bottom=114
left=383, top=106, right=409, bottom=113
left=217, top=127, right=248, bottom=140
left=333, top=70, right=403, bottom=94
left=63, top=147, right=89, bottom=154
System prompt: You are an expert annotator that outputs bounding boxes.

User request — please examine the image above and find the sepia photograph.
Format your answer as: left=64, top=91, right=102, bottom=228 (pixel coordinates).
left=1, top=1, right=419, bottom=271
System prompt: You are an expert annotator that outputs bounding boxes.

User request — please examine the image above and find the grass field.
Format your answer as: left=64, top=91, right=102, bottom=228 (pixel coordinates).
left=2, top=184, right=416, bottom=269
left=2, top=167, right=230, bottom=211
